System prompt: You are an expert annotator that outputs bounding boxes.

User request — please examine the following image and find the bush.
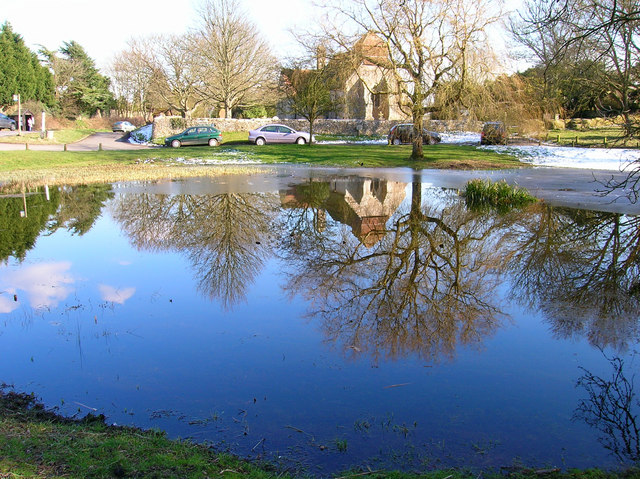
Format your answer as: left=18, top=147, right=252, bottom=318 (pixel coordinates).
left=170, top=117, right=187, bottom=130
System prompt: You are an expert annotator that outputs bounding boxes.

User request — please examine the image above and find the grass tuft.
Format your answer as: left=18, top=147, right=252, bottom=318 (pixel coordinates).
left=463, top=178, right=538, bottom=211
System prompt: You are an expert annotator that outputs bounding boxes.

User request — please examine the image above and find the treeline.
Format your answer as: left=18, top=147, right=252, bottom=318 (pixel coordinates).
left=0, top=22, right=114, bottom=118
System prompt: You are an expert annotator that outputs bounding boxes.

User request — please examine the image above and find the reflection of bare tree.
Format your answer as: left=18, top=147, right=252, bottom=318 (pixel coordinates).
left=575, top=352, right=640, bottom=462
left=279, top=177, right=506, bottom=363
left=503, top=203, right=640, bottom=350
left=111, top=192, right=279, bottom=308
left=599, top=164, right=640, bottom=204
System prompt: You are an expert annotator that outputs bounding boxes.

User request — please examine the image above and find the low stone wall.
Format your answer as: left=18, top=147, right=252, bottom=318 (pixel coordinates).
left=151, top=116, right=482, bottom=139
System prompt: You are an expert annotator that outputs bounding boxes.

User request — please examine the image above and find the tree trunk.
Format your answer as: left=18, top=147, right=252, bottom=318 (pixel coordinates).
left=410, top=87, right=425, bottom=160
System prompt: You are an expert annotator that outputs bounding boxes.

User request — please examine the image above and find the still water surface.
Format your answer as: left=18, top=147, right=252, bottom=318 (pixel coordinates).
left=1, top=167, right=639, bottom=475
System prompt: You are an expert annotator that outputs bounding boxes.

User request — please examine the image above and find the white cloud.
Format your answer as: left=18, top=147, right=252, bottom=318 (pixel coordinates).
left=0, top=262, right=75, bottom=310
left=0, top=295, right=19, bottom=314
left=98, top=284, right=136, bottom=305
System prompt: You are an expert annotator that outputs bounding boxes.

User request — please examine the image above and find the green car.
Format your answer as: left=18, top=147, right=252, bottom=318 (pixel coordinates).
left=165, top=126, right=223, bottom=148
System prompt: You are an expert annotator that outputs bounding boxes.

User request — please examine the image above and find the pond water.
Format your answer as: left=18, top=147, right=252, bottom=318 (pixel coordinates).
left=1, top=166, right=640, bottom=475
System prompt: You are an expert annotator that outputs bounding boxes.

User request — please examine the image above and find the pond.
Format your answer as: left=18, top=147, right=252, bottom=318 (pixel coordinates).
left=1, top=166, right=639, bottom=475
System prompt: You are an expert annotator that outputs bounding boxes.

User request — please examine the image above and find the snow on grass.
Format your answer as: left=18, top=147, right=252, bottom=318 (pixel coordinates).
left=167, top=149, right=262, bottom=165
left=128, top=125, right=639, bottom=171
left=128, top=124, right=153, bottom=144
left=440, top=131, right=481, bottom=144
left=482, top=144, right=640, bottom=171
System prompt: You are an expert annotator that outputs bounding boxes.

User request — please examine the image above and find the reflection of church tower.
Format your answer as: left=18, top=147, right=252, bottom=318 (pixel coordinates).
left=327, top=177, right=406, bottom=247
left=280, top=177, right=407, bottom=247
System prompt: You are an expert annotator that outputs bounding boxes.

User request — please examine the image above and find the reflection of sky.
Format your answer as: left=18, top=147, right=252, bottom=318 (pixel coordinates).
left=0, top=261, right=74, bottom=311
left=0, top=179, right=636, bottom=474
left=98, top=284, right=136, bottom=304
left=0, top=294, right=18, bottom=314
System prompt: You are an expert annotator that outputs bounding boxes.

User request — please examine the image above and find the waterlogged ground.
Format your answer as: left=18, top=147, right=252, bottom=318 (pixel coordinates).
left=1, top=167, right=639, bottom=475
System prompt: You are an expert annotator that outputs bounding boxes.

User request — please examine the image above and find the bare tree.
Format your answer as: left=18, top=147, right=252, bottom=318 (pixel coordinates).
left=110, top=39, right=158, bottom=120
left=147, top=34, right=208, bottom=118
left=194, top=0, right=279, bottom=118
left=319, top=0, right=502, bottom=159
left=512, top=0, right=640, bottom=134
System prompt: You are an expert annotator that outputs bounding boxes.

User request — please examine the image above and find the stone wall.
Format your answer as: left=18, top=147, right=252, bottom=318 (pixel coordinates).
left=151, top=116, right=483, bottom=139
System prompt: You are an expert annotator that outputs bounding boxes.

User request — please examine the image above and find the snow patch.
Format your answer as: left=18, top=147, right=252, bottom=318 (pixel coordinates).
left=128, top=124, right=153, bottom=144
left=482, top=144, right=640, bottom=171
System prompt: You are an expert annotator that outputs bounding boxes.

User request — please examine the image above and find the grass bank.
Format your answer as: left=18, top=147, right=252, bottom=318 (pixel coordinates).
left=1, top=389, right=637, bottom=479
left=545, top=127, right=640, bottom=148
left=0, top=142, right=524, bottom=187
left=0, top=129, right=100, bottom=144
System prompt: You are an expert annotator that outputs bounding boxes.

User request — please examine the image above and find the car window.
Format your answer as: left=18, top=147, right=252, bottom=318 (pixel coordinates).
left=278, top=126, right=293, bottom=134
left=197, top=127, right=209, bottom=134
left=262, top=126, right=277, bottom=133
left=185, top=128, right=197, bottom=135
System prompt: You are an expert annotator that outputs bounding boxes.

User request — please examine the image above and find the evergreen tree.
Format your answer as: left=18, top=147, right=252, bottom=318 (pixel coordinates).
left=56, top=41, right=115, bottom=116
left=0, top=22, right=55, bottom=108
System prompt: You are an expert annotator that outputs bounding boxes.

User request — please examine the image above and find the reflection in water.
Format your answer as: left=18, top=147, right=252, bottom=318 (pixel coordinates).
left=281, top=176, right=407, bottom=247
left=575, top=352, right=640, bottom=462
left=110, top=192, right=280, bottom=309
left=98, top=284, right=136, bottom=305
left=279, top=176, right=506, bottom=362
left=503, top=204, right=640, bottom=350
left=0, top=184, right=113, bottom=263
left=2, top=174, right=640, bottom=471
left=0, top=261, right=75, bottom=310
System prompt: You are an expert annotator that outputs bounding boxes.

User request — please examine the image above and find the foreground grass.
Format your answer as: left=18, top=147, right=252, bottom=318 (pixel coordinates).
left=0, top=142, right=524, bottom=187
left=1, top=390, right=638, bottom=479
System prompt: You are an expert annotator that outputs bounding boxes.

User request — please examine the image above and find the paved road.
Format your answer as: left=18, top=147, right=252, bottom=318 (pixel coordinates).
left=0, top=131, right=151, bottom=151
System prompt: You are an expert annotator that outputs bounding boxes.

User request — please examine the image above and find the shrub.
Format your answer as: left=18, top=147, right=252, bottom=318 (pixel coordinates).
left=170, top=117, right=187, bottom=130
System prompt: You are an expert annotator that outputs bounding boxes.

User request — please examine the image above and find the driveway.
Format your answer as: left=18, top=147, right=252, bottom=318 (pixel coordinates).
left=0, top=132, right=151, bottom=151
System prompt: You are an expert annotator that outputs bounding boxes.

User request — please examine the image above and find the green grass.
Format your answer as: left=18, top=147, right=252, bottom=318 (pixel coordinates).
left=0, top=129, right=98, bottom=144
left=1, top=390, right=639, bottom=478
left=545, top=127, right=639, bottom=148
left=463, top=178, right=538, bottom=211
left=0, top=142, right=525, bottom=188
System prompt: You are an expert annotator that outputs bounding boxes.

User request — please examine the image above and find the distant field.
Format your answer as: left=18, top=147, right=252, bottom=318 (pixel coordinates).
left=545, top=127, right=640, bottom=148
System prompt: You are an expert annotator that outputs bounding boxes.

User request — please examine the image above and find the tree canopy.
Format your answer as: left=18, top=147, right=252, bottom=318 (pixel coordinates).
left=40, top=40, right=115, bottom=117
left=0, top=22, right=54, bottom=108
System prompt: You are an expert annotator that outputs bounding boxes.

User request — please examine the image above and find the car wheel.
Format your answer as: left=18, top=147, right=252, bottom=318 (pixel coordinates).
left=171, top=140, right=181, bottom=148
left=208, top=138, right=219, bottom=147
left=392, top=138, right=401, bottom=145
left=296, top=137, right=306, bottom=145
left=426, top=136, right=435, bottom=145
left=256, top=137, right=266, bottom=146
left=9, top=123, right=16, bottom=131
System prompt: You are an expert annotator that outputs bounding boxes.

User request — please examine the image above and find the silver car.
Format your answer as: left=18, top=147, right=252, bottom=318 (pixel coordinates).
left=248, top=124, right=314, bottom=145
left=112, top=121, right=136, bottom=132
left=0, top=112, right=16, bottom=131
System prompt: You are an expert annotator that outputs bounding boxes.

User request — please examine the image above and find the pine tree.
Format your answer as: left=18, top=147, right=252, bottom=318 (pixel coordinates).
left=0, top=22, right=55, bottom=108
left=52, top=40, right=115, bottom=116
